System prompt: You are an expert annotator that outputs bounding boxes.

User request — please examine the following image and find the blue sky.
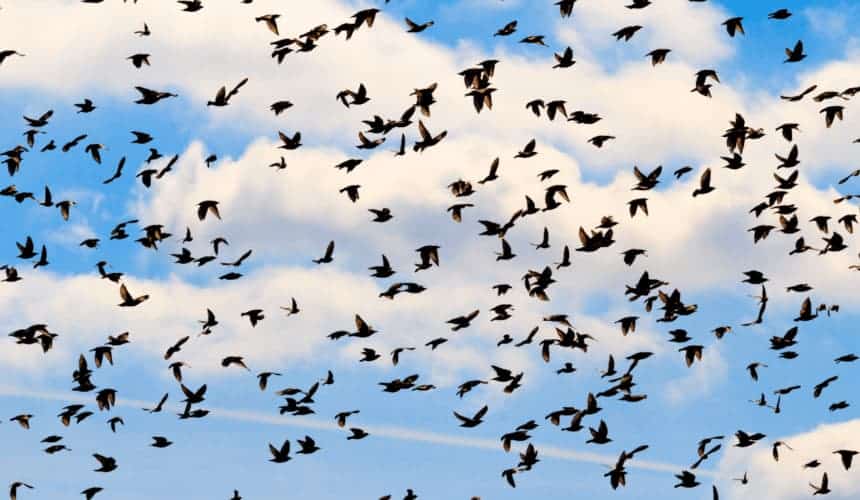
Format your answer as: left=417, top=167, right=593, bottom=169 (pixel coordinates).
left=1, top=1, right=860, bottom=499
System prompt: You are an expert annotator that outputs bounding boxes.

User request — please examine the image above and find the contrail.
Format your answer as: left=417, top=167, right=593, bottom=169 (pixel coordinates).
left=0, top=384, right=716, bottom=477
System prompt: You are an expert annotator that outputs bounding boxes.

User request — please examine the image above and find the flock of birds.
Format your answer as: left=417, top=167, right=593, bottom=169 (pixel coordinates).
left=2, top=0, right=860, bottom=499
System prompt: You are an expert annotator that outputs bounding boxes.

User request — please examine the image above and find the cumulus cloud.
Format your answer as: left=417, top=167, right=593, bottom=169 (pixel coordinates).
left=1, top=0, right=859, bottom=418
left=718, top=419, right=860, bottom=500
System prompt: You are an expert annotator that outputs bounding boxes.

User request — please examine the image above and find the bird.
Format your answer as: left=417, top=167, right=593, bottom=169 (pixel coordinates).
left=336, top=84, right=370, bottom=107
left=222, top=356, right=250, bottom=370
left=413, top=120, right=447, bottom=152
left=554, top=47, right=576, bottom=68
left=268, top=440, right=291, bottom=463
left=127, top=53, right=150, bottom=68
left=692, top=168, right=715, bottom=197
left=297, top=436, right=321, bottom=454
left=134, top=86, right=177, bottom=104
left=589, top=135, right=615, bottom=148
left=347, top=428, right=369, bottom=440
left=821, top=105, right=845, bottom=128
left=313, top=240, right=335, bottom=264
left=415, top=245, right=440, bottom=271
left=277, top=131, right=302, bottom=150
left=587, top=420, right=612, bottom=444
left=632, top=165, right=662, bottom=190
left=785, top=40, right=807, bottom=62
left=280, top=298, right=299, bottom=316
left=143, top=393, right=169, bottom=413
left=495, top=20, right=517, bottom=36
left=448, top=310, right=479, bottom=331
left=81, top=487, right=103, bottom=500
left=92, top=454, right=118, bottom=472
left=118, top=283, right=149, bottom=307
left=454, top=405, right=489, bottom=427
left=674, top=471, right=699, bottom=489
left=519, top=35, right=547, bottom=46
left=647, top=49, right=671, bottom=66
left=781, top=84, right=817, bottom=101
left=0, top=50, right=25, bottom=66
left=255, top=14, right=281, bottom=35
left=151, top=436, right=173, bottom=448
left=197, top=200, right=221, bottom=221
left=613, top=26, right=642, bottom=41
left=746, top=362, right=767, bottom=381
left=357, top=131, right=385, bottom=149
left=405, top=18, right=434, bottom=33
left=834, top=449, right=858, bottom=470
left=769, top=9, right=792, bottom=20
left=9, top=483, right=33, bottom=500
left=178, top=1, right=204, bottom=12
left=515, top=139, right=537, bottom=159
left=208, top=78, right=249, bottom=106
left=810, top=472, right=830, bottom=495
left=134, top=22, right=150, bottom=36
left=1, top=4, right=857, bottom=499
left=75, top=98, right=97, bottom=113
left=240, top=309, right=264, bottom=327
left=723, top=17, right=744, bottom=37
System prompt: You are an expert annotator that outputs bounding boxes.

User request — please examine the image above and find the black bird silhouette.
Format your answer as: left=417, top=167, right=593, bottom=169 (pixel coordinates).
left=554, top=47, right=576, bottom=68
left=405, top=18, right=434, bottom=33
left=810, top=472, right=830, bottom=495
left=268, top=440, right=291, bottom=463
left=454, top=405, right=489, bottom=427
left=834, top=449, right=858, bottom=470
left=92, top=454, right=117, bottom=472
left=9, top=483, right=33, bottom=500
left=495, top=20, right=517, bottom=36
left=613, top=26, right=642, bottom=41
left=0, top=50, right=25, bottom=66
left=723, top=17, right=744, bottom=37
left=646, top=48, right=671, bottom=66
left=240, top=309, right=264, bottom=327
left=255, top=14, right=281, bottom=35
left=347, top=428, right=369, bottom=440
left=118, top=283, right=149, bottom=307
left=128, top=53, right=150, bottom=68
left=413, top=120, right=447, bottom=152
left=134, top=86, right=177, bottom=104
left=337, top=84, right=370, bottom=107
left=769, top=9, right=792, bottom=20
left=208, top=78, right=248, bottom=106
left=313, top=240, right=335, bottom=264
left=692, top=168, right=715, bottom=197
left=785, top=40, right=807, bottom=62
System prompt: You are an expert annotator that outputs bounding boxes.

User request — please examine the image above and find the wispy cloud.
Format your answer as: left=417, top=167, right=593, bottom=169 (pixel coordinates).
left=0, top=384, right=711, bottom=476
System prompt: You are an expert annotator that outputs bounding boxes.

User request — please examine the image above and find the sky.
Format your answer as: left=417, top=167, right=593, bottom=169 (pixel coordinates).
left=1, top=0, right=860, bottom=499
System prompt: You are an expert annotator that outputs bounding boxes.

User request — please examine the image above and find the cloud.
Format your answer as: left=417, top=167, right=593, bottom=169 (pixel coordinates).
left=92, top=90, right=860, bottom=398
left=0, top=0, right=745, bottom=168
left=0, top=383, right=712, bottom=476
left=718, top=419, right=860, bottom=499
left=1, top=0, right=859, bottom=452
left=555, top=0, right=734, bottom=67
left=664, top=345, right=728, bottom=405
left=804, top=4, right=860, bottom=41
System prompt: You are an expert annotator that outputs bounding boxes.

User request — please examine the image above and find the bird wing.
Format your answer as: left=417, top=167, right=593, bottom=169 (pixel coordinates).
left=417, top=120, right=431, bottom=141
left=229, top=78, right=249, bottom=98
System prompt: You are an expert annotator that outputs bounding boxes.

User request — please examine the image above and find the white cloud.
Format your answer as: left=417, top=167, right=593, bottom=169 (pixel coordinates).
left=664, top=345, right=728, bottom=405
left=555, top=0, right=734, bottom=67
left=1, top=0, right=859, bottom=414
left=0, top=383, right=708, bottom=475
left=718, top=419, right=860, bottom=499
